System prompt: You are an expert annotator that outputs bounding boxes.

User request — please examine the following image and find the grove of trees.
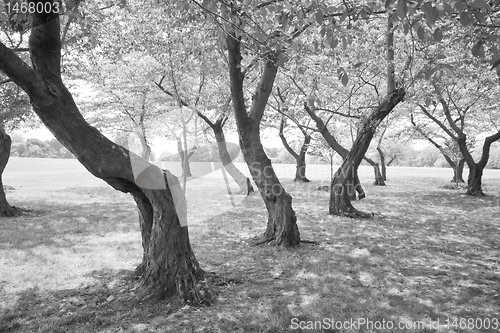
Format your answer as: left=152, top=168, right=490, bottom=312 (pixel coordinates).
left=1, top=0, right=499, bottom=302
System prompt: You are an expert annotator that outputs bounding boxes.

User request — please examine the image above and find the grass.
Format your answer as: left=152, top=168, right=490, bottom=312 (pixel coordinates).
left=0, top=157, right=499, bottom=332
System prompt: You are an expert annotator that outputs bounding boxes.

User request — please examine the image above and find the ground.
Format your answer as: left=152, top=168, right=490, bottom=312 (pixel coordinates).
left=0, top=158, right=499, bottom=333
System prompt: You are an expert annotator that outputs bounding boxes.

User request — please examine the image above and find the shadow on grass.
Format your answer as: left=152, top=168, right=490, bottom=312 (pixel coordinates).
left=0, top=202, right=137, bottom=250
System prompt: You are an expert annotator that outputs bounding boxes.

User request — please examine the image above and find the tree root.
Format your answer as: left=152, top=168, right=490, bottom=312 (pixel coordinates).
left=253, top=237, right=275, bottom=246
left=300, top=239, right=319, bottom=245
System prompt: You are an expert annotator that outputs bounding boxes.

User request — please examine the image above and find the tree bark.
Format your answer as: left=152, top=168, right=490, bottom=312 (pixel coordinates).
left=363, top=155, right=386, bottom=185
left=0, top=9, right=209, bottom=303
left=466, top=165, right=483, bottom=196
left=213, top=119, right=254, bottom=194
left=294, top=139, right=310, bottom=183
left=176, top=138, right=194, bottom=178
left=451, top=159, right=465, bottom=183
left=226, top=32, right=300, bottom=247
left=0, top=130, right=18, bottom=217
left=330, top=88, right=405, bottom=217
left=376, top=146, right=387, bottom=181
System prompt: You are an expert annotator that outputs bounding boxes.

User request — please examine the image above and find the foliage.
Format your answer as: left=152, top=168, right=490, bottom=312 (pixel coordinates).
left=10, top=135, right=74, bottom=158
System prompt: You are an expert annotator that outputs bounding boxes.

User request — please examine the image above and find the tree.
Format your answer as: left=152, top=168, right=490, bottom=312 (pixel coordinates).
left=278, top=116, right=311, bottom=182
left=269, top=87, right=313, bottom=183
left=197, top=111, right=255, bottom=194
left=0, top=2, right=211, bottom=303
left=328, top=11, right=405, bottom=217
left=0, top=80, right=31, bottom=216
left=225, top=32, right=300, bottom=246
left=410, top=112, right=465, bottom=183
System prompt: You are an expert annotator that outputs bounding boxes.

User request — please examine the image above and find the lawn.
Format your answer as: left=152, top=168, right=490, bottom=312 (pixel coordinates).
left=0, top=157, right=499, bottom=333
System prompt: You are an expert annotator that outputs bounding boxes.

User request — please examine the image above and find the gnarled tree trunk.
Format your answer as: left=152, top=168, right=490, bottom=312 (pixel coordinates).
left=0, top=130, right=18, bottom=217
left=0, top=9, right=208, bottom=303
left=330, top=88, right=405, bottom=217
left=226, top=32, right=300, bottom=247
left=466, top=165, right=483, bottom=195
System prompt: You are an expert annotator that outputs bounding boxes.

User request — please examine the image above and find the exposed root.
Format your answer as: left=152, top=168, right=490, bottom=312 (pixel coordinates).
left=300, top=239, right=319, bottom=245
left=176, top=269, right=215, bottom=306
left=0, top=205, right=19, bottom=217
left=253, top=237, right=275, bottom=246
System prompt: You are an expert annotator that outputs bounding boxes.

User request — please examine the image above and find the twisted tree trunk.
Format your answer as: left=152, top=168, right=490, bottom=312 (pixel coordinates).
left=227, top=32, right=300, bottom=247
left=330, top=88, right=405, bottom=217
left=0, top=8, right=209, bottom=303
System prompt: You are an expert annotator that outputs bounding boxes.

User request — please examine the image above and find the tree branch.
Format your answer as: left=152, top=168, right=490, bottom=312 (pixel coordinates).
left=417, top=103, right=457, bottom=140
left=278, top=117, right=299, bottom=160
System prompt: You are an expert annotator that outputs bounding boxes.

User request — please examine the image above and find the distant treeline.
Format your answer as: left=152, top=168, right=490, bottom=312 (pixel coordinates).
left=10, top=135, right=74, bottom=159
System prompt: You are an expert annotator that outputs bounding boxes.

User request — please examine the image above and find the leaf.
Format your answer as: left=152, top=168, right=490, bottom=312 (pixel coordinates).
left=315, top=9, right=323, bottom=25
left=359, top=8, right=370, bottom=19
left=353, top=62, right=364, bottom=68
left=434, top=69, right=443, bottom=80
left=417, top=26, right=425, bottom=40
left=254, top=32, right=266, bottom=43
left=342, top=36, right=347, bottom=50
left=471, top=40, right=485, bottom=58
left=422, top=3, right=439, bottom=27
left=443, top=2, right=454, bottom=16
left=433, top=27, right=443, bottom=42
left=397, top=0, right=407, bottom=20
left=491, top=58, right=500, bottom=70
left=330, top=36, right=339, bottom=48
left=459, top=12, right=471, bottom=26
left=403, top=20, right=410, bottom=34
left=470, top=0, right=490, bottom=9
left=425, top=98, right=432, bottom=107
left=341, top=72, right=349, bottom=86
left=425, top=67, right=434, bottom=80
left=298, top=66, right=306, bottom=75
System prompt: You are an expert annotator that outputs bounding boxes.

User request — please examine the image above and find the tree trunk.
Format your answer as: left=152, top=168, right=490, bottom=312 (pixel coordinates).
left=303, top=103, right=366, bottom=198
left=376, top=146, right=387, bottom=181
left=294, top=136, right=311, bottom=183
left=226, top=32, right=300, bottom=247
left=213, top=121, right=254, bottom=195
left=0, top=131, right=18, bottom=217
left=0, top=10, right=209, bottom=303
left=294, top=152, right=309, bottom=182
left=451, top=159, right=465, bottom=183
left=176, top=138, right=193, bottom=178
left=138, top=132, right=152, bottom=161
left=466, top=165, right=484, bottom=196
left=330, top=88, right=405, bottom=217
left=364, top=155, right=386, bottom=185
left=245, top=130, right=300, bottom=246
left=278, top=119, right=310, bottom=183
